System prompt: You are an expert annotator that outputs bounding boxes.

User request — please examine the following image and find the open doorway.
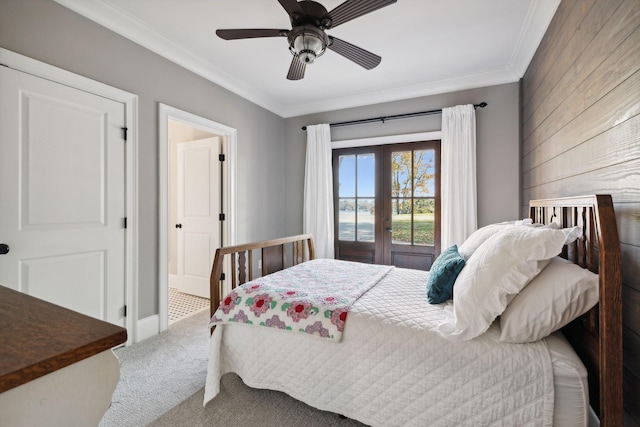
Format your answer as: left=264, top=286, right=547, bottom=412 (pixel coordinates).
left=159, top=104, right=237, bottom=331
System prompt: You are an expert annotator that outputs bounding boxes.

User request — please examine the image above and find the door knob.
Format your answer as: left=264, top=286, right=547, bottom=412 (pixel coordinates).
left=0, top=243, right=9, bottom=255
left=175, top=224, right=182, bottom=229
left=385, top=228, right=393, bottom=232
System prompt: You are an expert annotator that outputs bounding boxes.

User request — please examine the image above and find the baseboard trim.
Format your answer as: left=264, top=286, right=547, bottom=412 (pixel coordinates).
left=136, top=314, right=159, bottom=343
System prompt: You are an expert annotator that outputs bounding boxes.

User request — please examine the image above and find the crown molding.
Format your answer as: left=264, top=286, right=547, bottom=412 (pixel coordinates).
left=507, top=0, right=561, bottom=78
left=53, top=0, right=286, bottom=116
left=281, top=67, right=519, bottom=118
left=54, top=0, right=557, bottom=119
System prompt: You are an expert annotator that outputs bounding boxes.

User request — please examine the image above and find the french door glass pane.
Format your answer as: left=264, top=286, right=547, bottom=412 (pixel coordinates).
left=414, top=199, right=435, bottom=245
left=357, top=198, right=375, bottom=242
left=357, top=153, right=375, bottom=197
left=338, top=198, right=355, bottom=241
left=391, top=151, right=411, bottom=197
left=413, top=149, right=435, bottom=197
left=338, top=155, right=355, bottom=197
left=391, top=198, right=411, bottom=244
left=338, top=153, right=375, bottom=242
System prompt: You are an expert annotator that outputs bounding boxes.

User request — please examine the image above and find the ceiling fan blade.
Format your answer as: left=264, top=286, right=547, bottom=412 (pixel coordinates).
left=287, top=56, right=306, bottom=80
left=328, top=36, right=381, bottom=70
left=278, top=0, right=304, bottom=16
left=216, top=29, right=288, bottom=40
left=328, top=0, right=397, bottom=28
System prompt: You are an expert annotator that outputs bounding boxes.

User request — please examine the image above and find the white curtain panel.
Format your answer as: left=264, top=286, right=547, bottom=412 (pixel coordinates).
left=303, top=124, right=335, bottom=259
left=441, top=104, right=477, bottom=249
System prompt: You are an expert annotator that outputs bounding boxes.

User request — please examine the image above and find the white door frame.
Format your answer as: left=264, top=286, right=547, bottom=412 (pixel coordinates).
left=158, top=104, right=237, bottom=332
left=0, top=48, right=139, bottom=345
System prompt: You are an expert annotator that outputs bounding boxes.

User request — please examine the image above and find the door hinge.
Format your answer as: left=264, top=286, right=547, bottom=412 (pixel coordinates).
left=122, top=127, right=128, bottom=141
left=219, top=154, right=225, bottom=161
left=220, top=273, right=226, bottom=281
left=123, top=217, right=127, bottom=229
left=123, top=305, right=127, bottom=317
left=219, top=213, right=225, bottom=221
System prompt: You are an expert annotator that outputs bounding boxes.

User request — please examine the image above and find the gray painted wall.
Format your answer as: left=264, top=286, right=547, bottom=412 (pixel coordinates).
left=0, top=0, right=288, bottom=318
left=284, top=82, right=521, bottom=235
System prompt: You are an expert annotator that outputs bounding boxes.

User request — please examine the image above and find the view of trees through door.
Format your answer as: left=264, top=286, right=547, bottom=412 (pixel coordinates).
left=333, top=141, right=441, bottom=270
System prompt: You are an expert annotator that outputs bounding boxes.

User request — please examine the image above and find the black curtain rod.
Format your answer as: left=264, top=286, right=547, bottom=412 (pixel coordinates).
left=301, top=102, right=487, bottom=131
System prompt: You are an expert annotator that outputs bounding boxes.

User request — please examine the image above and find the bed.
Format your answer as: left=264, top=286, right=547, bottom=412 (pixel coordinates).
left=204, top=195, right=622, bottom=426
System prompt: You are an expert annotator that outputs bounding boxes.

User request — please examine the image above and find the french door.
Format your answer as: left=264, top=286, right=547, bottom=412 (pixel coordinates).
left=333, top=141, right=441, bottom=270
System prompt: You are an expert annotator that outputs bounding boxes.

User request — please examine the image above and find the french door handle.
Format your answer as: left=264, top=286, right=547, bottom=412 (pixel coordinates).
left=385, top=228, right=393, bottom=232
left=175, top=224, right=182, bottom=229
left=0, top=243, right=9, bottom=255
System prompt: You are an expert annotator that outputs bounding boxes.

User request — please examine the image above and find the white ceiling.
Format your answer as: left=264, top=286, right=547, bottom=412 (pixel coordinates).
left=54, top=0, right=560, bottom=118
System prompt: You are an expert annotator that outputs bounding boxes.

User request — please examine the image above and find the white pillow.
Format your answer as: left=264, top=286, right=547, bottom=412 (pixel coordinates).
left=499, top=256, right=599, bottom=343
left=458, top=220, right=577, bottom=261
left=560, top=226, right=582, bottom=244
left=436, top=225, right=578, bottom=341
left=457, top=220, right=526, bottom=260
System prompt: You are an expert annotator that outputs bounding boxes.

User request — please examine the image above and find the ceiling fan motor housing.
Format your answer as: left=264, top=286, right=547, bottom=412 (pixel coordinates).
left=290, top=1, right=333, bottom=28
left=287, top=1, right=332, bottom=64
left=288, top=25, right=329, bottom=63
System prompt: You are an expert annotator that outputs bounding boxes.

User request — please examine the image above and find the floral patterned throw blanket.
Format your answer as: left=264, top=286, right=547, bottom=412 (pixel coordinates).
left=209, top=259, right=393, bottom=342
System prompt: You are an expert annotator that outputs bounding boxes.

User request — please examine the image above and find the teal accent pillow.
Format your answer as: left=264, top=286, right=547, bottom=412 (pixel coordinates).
left=427, top=245, right=466, bottom=304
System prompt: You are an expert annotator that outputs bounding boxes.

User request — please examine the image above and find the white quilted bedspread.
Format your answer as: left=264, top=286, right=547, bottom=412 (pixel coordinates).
left=205, top=265, right=555, bottom=427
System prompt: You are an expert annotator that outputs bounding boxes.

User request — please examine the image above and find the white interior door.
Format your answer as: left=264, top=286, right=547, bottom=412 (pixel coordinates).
left=0, top=65, right=127, bottom=327
left=175, top=138, right=220, bottom=298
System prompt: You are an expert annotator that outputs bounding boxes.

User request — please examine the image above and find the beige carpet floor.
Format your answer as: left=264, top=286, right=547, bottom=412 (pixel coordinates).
left=100, top=308, right=366, bottom=427
left=149, top=373, right=366, bottom=427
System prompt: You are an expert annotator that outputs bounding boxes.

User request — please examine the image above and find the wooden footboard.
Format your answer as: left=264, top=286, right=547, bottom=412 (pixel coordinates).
left=529, top=195, right=622, bottom=427
left=209, top=234, right=315, bottom=323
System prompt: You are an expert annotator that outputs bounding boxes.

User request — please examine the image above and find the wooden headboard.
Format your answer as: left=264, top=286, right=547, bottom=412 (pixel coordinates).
left=529, top=195, right=622, bottom=427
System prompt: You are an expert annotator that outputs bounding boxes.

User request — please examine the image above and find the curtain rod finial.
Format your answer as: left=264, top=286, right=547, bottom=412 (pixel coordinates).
left=477, top=102, right=487, bottom=108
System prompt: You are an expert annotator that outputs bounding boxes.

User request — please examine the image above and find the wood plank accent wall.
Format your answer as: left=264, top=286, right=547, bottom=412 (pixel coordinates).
left=521, top=0, right=640, bottom=425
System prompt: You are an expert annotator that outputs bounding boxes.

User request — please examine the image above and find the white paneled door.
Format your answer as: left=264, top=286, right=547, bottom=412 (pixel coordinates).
left=0, top=65, right=127, bottom=327
left=175, top=138, right=220, bottom=298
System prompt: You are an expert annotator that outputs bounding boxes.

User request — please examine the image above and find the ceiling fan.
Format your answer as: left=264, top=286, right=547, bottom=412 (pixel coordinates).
left=216, top=0, right=397, bottom=80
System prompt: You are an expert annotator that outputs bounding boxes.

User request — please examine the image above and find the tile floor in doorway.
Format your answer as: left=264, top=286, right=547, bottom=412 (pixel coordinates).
left=168, top=287, right=209, bottom=324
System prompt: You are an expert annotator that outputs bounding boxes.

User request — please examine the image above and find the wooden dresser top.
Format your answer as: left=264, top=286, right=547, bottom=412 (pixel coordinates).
left=0, top=285, right=128, bottom=393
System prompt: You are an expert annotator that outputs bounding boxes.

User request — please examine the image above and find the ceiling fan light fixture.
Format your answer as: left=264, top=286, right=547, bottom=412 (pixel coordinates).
left=289, top=26, right=326, bottom=64
left=217, top=0, right=397, bottom=80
